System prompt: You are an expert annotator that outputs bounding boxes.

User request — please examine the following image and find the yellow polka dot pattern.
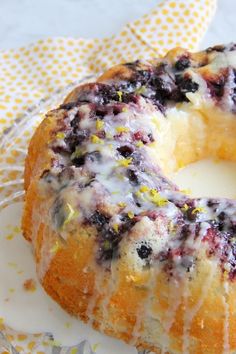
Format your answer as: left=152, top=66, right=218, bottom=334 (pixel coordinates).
left=0, top=0, right=216, bottom=352
left=0, top=0, right=216, bottom=134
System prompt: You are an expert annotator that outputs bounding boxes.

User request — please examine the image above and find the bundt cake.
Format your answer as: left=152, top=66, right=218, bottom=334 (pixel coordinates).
left=22, top=44, right=236, bottom=353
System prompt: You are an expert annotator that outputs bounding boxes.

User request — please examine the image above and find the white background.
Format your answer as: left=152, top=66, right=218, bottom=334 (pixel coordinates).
left=0, top=0, right=235, bottom=51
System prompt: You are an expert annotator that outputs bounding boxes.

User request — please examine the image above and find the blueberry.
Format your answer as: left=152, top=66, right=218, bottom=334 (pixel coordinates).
left=71, top=155, right=85, bottom=167
left=218, top=211, right=226, bottom=222
left=90, top=212, right=110, bottom=230
left=175, top=56, right=190, bottom=71
left=153, top=76, right=176, bottom=98
left=179, top=224, right=191, bottom=240
left=95, top=107, right=107, bottom=118
left=127, top=169, right=139, bottom=185
left=87, top=151, right=101, bottom=163
left=147, top=133, right=154, bottom=142
left=65, top=130, right=89, bottom=152
left=206, top=80, right=225, bottom=98
left=59, top=102, right=78, bottom=110
left=71, top=151, right=101, bottom=168
left=135, top=69, right=152, bottom=85
left=137, top=244, right=152, bottom=259
left=117, top=145, right=134, bottom=158
left=178, top=77, right=199, bottom=94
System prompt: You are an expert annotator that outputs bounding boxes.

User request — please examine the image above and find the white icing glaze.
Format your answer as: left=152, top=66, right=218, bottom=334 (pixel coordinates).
left=85, top=258, right=106, bottom=325
left=223, top=281, right=230, bottom=354
left=210, top=51, right=236, bottom=73
left=183, top=262, right=217, bottom=354
left=99, top=260, right=118, bottom=333
left=130, top=309, right=144, bottom=347
left=160, top=278, right=183, bottom=354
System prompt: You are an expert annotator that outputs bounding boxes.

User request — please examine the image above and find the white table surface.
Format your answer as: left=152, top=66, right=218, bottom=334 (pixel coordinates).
left=0, top=0, right=235, bottom=51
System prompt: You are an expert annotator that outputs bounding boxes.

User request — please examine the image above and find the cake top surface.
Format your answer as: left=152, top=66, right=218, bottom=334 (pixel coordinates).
left=39, top=44, right=236, bottom=282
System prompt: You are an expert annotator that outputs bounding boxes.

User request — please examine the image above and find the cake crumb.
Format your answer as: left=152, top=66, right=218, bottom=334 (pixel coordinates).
left=64, top=321, right=72, bottom=329
left=23, top=278, right=36, bottom=292
left=6, top=233, right=14, bottom=240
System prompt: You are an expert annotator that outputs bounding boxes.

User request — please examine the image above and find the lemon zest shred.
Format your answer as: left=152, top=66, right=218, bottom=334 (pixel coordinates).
left=117, top=91, right=123, bottom=102
left=139, top=185, right=150, bottom=193
left=62, top=203, right=78, bottom=228
left=192, top=207, right=205, bottom=214
left=136, top=141, right=144, bottom=148
left=113, top=224, right=119, bottom=233
left=91, top=135, right=104, bottom=144
left=96, top=119, right=104, bottom=130
left=182, top=203, right=189, bottom=211
left=128, top=211, right=134, bottom=219
left=150, top=189, right=157, bottom=196
left=118, top=202, right=127, bottom=208
left=116, top=126, right=130, bottom=133
left=118, top=157, right=132, bottom=167
left=71, top=146, right=82, bottom=160
left=149, top=189, right=167, bottom=207
left=56, top=132, right=65, bottom=139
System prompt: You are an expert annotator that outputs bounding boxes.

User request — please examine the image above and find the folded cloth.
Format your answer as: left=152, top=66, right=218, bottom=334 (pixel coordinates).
left=0, top=0, right=216, bottom=134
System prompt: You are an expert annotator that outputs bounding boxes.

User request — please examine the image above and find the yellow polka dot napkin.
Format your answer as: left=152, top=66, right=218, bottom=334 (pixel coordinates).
left=0, top=0, right=216, bottom=134
left=0, top=0, right=216, bottom=353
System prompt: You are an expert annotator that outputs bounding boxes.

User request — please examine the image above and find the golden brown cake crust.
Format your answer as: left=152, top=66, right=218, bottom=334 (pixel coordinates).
left=23, top=44, right=236, bottom=353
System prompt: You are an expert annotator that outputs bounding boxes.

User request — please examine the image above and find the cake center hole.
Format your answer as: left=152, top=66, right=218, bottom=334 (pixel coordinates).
left=171, top=159, right=236, bottom=199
